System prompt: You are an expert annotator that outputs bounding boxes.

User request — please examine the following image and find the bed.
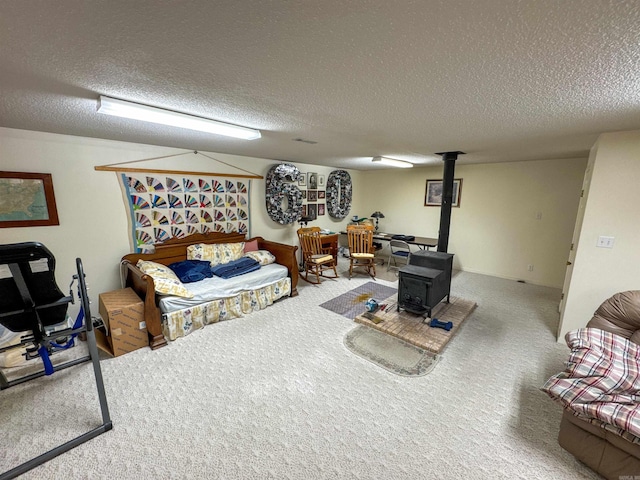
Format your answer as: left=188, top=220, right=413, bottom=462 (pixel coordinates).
left=121, top=232, right=299, bottom=349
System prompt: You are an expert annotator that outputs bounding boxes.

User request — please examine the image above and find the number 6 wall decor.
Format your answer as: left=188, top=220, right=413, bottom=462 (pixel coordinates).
left=265, top=163, right=304, bottom=224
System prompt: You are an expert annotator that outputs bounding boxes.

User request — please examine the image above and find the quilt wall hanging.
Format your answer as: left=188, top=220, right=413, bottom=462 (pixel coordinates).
left=95, top=150, right=261, bottom=253
left=119, top=172, right=252, bottom=253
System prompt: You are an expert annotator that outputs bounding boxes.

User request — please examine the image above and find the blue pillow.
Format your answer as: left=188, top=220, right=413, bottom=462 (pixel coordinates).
left=168, top=260, right=214, bottom=283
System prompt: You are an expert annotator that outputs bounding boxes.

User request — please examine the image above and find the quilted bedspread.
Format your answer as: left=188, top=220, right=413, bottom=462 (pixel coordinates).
left=542, top=328, right=640, bottom=439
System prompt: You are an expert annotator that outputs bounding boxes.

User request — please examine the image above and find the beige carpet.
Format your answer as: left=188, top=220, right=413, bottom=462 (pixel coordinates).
left=0, top=268, right=601, bottom=480
left=354, top=295, right=477, bottom=354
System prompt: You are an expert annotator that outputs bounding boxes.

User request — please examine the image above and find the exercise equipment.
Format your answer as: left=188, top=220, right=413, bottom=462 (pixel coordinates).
left=429, top=318, right=453, bottom=331
left=0, top=242, right=112, bottom=480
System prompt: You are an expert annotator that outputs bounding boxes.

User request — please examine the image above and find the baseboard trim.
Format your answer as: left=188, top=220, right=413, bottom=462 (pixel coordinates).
left=453, top=267, right=562, bottom=289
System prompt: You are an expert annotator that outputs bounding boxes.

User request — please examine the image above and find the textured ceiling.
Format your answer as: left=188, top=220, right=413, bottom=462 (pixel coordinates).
left=1, top=1, right=639, bottom=170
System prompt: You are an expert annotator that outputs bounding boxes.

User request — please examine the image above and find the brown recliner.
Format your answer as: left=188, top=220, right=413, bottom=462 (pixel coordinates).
left=558, top=290, right=640, bottom=480
left=587, top=290, right=640, bottom=343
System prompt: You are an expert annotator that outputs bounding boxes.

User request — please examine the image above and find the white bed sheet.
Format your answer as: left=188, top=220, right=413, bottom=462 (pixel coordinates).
left=158, top=263, right=288, bottom=313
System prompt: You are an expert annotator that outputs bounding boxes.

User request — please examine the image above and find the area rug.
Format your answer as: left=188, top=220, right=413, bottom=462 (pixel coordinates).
left=319, top=281, right=397, bottom=319
left=344, top=325, right=439, bottom=377
left=354, top=294, right=477, bottom=354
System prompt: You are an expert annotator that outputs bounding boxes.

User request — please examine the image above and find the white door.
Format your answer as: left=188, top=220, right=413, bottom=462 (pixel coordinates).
left=558, top=160, right=593, bottom=335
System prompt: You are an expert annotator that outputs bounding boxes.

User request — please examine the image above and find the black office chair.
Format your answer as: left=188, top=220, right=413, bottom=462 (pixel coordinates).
left=0, top=242, right=112, bottom=480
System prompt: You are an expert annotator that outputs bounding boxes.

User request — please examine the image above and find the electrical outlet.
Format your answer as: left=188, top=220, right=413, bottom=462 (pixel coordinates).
left=527, top=264, right=534, bottom=272
left=536, top=212, right=542, bottom=220
left=596, top=236, right=615, bottom=248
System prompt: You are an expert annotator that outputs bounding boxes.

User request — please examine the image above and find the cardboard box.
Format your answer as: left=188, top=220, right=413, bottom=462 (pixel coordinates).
left=96, top=288, right=148, bottom=357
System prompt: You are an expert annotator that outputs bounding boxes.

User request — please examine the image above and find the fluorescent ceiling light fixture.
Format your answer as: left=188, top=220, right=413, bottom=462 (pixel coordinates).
left=97, top=96, right=261, bottom=140
left=371, top=156, right=414, bottom=168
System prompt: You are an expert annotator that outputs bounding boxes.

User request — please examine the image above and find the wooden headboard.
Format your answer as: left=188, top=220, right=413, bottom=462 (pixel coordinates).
left=122, top=231, right=247, bottom=267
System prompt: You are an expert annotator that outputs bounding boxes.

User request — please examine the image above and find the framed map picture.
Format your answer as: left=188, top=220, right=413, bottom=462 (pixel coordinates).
left=0, top=172, right=60, bottom=228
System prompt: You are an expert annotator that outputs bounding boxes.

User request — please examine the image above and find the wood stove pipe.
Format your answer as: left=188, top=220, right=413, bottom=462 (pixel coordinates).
left=435, top=151, right=465, bottom=252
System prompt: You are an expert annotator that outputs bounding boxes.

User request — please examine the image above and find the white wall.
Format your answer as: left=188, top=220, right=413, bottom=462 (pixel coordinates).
left=360, top=158, right=587, bottom=288
left=0, top=127, right=362, bottom=304
left=0, top=126, right=587, bottom=312
left=559, top=130, right=640, bottom=338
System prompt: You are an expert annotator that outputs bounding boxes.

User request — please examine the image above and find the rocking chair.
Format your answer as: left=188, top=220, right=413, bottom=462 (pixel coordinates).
left=297, top=228, right=338, bottom=284
left=347, top=224, right=376, bottom=279
left=0, top=242, right=112, bottom=480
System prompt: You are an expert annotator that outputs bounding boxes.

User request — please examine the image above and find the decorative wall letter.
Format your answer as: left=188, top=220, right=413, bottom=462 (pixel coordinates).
left=326, top=170, right=352, bottom=219
left=265, top=163, right=304, bottom=224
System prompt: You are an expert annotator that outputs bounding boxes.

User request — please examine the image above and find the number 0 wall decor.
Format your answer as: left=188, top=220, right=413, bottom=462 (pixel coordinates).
left=120, top=173, right=251, bottom=252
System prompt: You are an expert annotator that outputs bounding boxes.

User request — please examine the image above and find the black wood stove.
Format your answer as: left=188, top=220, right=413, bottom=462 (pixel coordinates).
left=397, top=251, right=454, bottom=318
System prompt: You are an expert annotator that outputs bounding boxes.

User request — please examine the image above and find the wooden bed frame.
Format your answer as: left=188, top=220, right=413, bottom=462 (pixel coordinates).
left=121, top=232, right=299, bottom=350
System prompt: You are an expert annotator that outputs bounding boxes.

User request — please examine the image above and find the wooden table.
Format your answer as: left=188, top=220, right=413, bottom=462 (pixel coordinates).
left=321, top=233, right=339, bottom=260
left=374, top=233, right=438, bottom=250
left=339, top=232, right=438, bottom=250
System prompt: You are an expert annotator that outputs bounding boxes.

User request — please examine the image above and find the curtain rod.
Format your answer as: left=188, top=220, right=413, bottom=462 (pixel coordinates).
left=94, top=150, right=263, bottom=179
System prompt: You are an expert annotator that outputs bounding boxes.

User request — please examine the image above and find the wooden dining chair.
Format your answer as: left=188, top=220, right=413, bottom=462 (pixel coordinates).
left=297, top=228, right=338, bottom=284
left=346, top=224, right=376, bottom=279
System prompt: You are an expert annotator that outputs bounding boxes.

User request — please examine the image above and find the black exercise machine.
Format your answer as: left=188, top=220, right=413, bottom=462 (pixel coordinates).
left=0, top=242, right=112, bottom=480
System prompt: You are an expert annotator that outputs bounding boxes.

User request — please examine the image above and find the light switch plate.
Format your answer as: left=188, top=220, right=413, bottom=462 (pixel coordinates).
left=596, top=236, right=615, bottom=248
